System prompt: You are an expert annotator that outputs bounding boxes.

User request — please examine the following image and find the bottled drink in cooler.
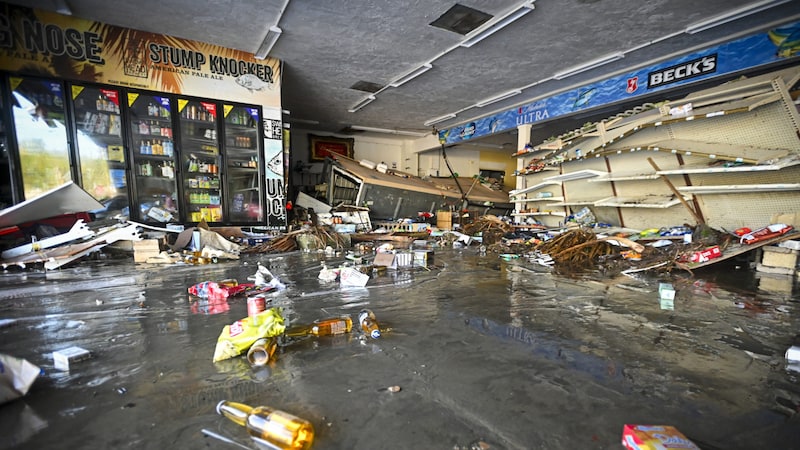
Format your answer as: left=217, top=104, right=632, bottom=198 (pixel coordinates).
left=216, top=400, right=314, bottom=450
left=284, top=316, right=352, bottom=337
left=358, top=309, right=381, bottom=339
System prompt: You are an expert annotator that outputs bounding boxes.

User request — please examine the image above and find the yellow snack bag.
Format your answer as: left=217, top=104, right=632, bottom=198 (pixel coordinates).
left=212, top=308, right=285, bottom=362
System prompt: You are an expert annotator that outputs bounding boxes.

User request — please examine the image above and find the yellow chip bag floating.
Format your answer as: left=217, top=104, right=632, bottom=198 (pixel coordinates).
left=212, top=308, right=285, bottom=363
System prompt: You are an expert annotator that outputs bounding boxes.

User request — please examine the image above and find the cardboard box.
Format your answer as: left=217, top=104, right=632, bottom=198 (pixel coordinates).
left=340, top=267, right=369, bottom=287
left=658, top=283, right=675, bottom=300
left=761, top=246, right=798, bottom=269
left=779, top=240, right=800, bottom=251
left=133, top=239, right=161, bottom=263
left=106, top=145, right=125, bottom=162
left=437, top=211, right=452, bottom=230
left=413, top=249, right=434, bottom=267
left=53, top=346, right=92, bottom=371
left=622, top=424, right=699, bottom=450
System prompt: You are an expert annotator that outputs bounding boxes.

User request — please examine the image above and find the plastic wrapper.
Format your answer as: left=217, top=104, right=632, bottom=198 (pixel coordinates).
left=0, top=353, right=41, bottom=405
left=622, top=424, right=699, bottom=449
left=188, top=281, right=253, bottom=299
left=212, top=308, right=285, bottom=363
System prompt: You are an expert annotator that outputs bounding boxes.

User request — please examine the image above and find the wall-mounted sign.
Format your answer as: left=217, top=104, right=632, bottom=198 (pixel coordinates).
left=440, top=21, right=800, bottom=145
left=0, top=3, right=281, bottom=107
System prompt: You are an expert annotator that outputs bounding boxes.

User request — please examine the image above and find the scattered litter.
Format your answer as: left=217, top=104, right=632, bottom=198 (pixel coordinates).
left=53, top=346, right=92, bottom=371
left=0, top=353, right=41, bottom=404
left=188, top=280, right=253, bottom=300
left=622, top=424, right=699, bottom=450
left=116, top=387, right=127, bottom=395
left=212, top=308, right=285, bottom=362
left=379, top=385, right=401, bottom=392
left=787, top=345, right=800, bottom=373
left=340, top=267, right=369, bottom=288
left=318, top=264, right=340, bottom=282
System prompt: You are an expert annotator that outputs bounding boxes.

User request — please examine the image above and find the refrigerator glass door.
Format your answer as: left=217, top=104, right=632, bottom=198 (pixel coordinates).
left=223, top=104, right=261, bottom=223
left=178, top=99, right=222, bottom=223
left=72, top=85, right=129, bottom=219
left=0, top=85, right=14, bottom=208
left=9, top=77, right=71, bottom=200
left=128, top=93, right=178, bottom=223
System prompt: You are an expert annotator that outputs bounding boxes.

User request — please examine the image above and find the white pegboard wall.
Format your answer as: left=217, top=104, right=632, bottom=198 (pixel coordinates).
left=691, top=164, right=800, bottom=230
left=663, top=101, right=800, bottom=152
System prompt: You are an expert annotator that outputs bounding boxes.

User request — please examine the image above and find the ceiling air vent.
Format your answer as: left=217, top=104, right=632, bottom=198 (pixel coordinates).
left=350, top=81, right=384, bottom=93
left=430, top=4, right=492, bottom=35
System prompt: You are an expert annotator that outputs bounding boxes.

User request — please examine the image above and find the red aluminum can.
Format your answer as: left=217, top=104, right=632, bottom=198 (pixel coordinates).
left=247, top=296, right=266, bottom=318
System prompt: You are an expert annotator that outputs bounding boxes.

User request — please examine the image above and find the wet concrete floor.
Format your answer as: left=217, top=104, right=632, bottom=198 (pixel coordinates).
left=1, top=248, right=799, bottom=449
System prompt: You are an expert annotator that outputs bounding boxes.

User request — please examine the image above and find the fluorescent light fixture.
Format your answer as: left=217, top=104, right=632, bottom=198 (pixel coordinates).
left=460, top=1, right=536, bottom=48
left=685, top=0, right=791, bottom=34
left=255, top=26, right=282, bottom=60
left=348, top=95, right=376, bottom=113
left=552, top=52, right=625, bottom=80
left=424, top=113, right=457, bottom=127
left=389, top=63, right=433, bottom=88
left=54, top=0, right=72, bottom=15
left=350, top=125, right=428, bottom=137
left=475, top=89, right=522, bottom=108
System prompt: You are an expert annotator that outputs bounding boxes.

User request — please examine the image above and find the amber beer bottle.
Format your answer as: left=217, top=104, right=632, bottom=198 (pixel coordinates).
left=246, top=337, right=278, bottom=366
left=358, top=309, right=381, bottom=339
left=216, top=400, right=314, bottom=450
left=284, top=316, right=352, bottom=337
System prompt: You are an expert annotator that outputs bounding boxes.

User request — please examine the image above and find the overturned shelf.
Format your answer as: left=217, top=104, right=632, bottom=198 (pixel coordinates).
left=677, top=183, right=800, bottom=194
left=656, top=156, right=800, bottom=175
left=509, top=180, right=561, bottom=197
left=588, top=171, right=658, bottom=182
left=511, top=211, right=567, bottom=217
left=547, top=200, right=597, bottom=207
left=510, top=196, right=564, bottom=203
left=594, top=195, right=690, bottom=208
left=543, top=170, right=605, bottom=182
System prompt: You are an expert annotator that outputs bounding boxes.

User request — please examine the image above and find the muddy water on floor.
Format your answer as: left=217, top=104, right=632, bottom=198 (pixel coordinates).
left=0, top=249, right=798, bottom=449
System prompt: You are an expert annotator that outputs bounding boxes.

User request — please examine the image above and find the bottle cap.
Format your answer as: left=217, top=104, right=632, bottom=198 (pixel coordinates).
left=370, top=329, right=381, bottom=339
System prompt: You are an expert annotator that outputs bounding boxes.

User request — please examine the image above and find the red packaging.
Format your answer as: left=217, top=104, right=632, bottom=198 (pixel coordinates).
left=689, top=245, right=721, bottom=263
left=622, top=424, right=699, bottom=449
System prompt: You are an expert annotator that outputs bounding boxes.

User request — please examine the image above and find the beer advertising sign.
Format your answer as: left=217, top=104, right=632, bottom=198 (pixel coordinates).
left=0, top=2, right=281, bottom=107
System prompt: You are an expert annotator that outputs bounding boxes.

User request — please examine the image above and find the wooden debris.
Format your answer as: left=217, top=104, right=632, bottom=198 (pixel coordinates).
left=463, top=215, right=513, bottom=245
left=243, top=227, right=349, bottom=254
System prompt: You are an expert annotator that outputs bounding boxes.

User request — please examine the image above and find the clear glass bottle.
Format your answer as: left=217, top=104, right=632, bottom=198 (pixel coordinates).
left=358, top=309, right=381, bottom=339
left=284, top=316, right=352, bottom=337
left=216, top=400, right=314, bottom=450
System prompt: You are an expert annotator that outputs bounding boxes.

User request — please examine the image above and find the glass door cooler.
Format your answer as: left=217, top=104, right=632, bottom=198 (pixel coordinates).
left=127, top=93, right=178, bottom=223
left=179, top=99, right=222, bottom=223
left=72, top=85, right=129, bottom=219
left=223, top=104, right=262, bottom=223
left=9, top=77, right=71, bottom=200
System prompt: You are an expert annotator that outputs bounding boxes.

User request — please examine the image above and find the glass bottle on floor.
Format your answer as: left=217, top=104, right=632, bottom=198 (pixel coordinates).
left=216, top=400, right=314, bottom=450
left=358, top=309, right=381, bottom=339
left=284, top=316, right=352, bottom=337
